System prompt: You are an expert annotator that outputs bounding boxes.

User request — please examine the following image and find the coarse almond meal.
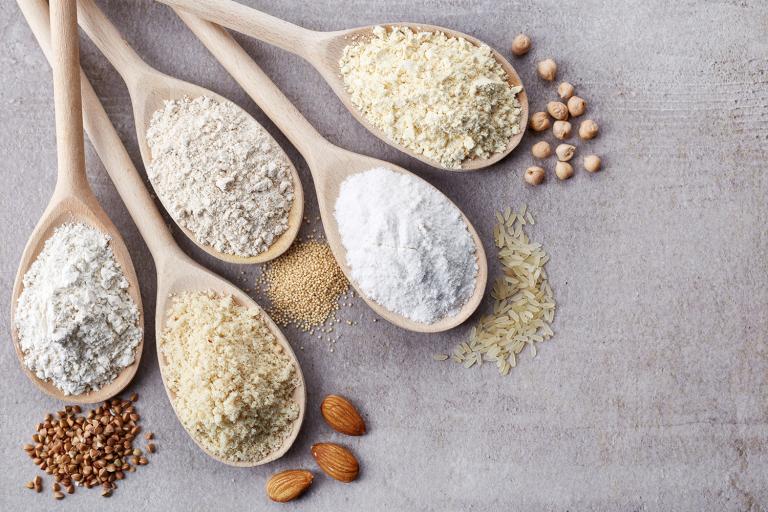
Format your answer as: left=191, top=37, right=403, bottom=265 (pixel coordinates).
left=158, top=291, right=298, bottom=463
left=22, top=395, right=153, bottom=499
left=339, top=26, right=523, bottom=169
left=439, top=205, right=555, bottom=374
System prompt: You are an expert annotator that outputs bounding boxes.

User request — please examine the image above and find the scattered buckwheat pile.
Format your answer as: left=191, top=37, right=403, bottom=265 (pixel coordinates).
left=22, top=393, right=155, bottom=499
left=435, top=205, right=555, bottom=374
left=510, top=34, right=603, bottom=184
left=259, top=239, right=355, bottom=349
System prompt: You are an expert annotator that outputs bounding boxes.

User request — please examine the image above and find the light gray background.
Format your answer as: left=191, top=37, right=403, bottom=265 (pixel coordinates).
left=1, top=0, right=767, bottom=510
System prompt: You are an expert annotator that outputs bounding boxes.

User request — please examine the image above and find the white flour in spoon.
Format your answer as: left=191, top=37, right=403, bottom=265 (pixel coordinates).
left=334, top=167, right=477, bottom=323
left=15, top=223, right=142, bottom=395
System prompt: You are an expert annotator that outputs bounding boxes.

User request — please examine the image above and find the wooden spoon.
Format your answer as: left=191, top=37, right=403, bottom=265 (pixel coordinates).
left=18, top=0, right=306, bottom=466
left=71, top=0, right=304, bottom=265
left=158, top=0, right=528, bottom=171
left=175, top=11, right=488, bottom=333
left=9, top=0, right=143, bottom=404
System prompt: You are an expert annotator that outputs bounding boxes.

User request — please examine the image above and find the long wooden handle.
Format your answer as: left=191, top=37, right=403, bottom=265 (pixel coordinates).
left=175, top=10, right=333, bottom=164
left=50, top=0, right=87, bottom=194
left=18, top=0, right=183, bottom=266
left=74, top=0, right=151, bottom=88
left=157, top=0, right=315, bottom=57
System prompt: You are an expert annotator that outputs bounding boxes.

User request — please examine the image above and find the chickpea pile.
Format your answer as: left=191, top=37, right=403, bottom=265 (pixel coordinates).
left=511, top=35, right=603, bottom=185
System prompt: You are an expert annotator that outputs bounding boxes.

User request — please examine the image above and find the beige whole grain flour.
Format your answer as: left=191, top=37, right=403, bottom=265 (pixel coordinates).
left=146, top=96, right=294, bottom=257
left=158, top=291, right=298, bottom=463
left=339, top=26, right=523, bottom=169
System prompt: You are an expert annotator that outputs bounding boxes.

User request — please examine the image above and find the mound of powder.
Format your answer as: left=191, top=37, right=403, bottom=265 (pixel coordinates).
left=334, top=167, right=477, bottom=323
left=159, top=291, right=299, bottom=463
left=339, top=26, right=523, bottom=169
left=15, top=223, right=142, bottom=395
left=145, top=95, right=295, bottom=257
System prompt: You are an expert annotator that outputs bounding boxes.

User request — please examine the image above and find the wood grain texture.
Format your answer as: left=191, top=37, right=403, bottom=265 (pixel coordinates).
left=1, top=0, right=767, bottom=510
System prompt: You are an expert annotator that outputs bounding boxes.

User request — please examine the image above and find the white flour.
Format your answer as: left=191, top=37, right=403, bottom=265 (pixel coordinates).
left=14, top=223, right=142, bottom=395
left=334, top=167, right=477, bottom=323
left=146, top=96, right=294, bottom=257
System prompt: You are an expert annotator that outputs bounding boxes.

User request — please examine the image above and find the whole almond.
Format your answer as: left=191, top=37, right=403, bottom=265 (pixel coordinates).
left=266, top=470, right=313, bottom=502
left=321, top=395, right=366, bottom=436
left=311, top=443, right=359, bottom=483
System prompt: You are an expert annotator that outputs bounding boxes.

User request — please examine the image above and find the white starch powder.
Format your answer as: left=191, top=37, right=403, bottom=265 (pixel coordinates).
left=334, top=167, right=477, bottom=323
left=15, top=223, right=142, bottom=395
left=146, top=96, right=294, bottom=257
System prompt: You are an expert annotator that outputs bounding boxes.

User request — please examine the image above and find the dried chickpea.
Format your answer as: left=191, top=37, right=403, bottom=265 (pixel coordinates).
left=547, top=101, right=569, bottom=121
left=583, top=155, right=602, bottom=173
left=529, top=112, right=550, bottom=132
left=555, top=144, right=576, bottom=162
left=552, top=120, right=572, bottom=140
left=511, top=34, right=531, bottom=56
left=531, top=141, right=552, bottom=159
left=579, top=119, right=599, bottom=140
left=567, top=96, right=587, bottom=117
left=557, top=82, right=575, bottom=100
left=555, top=161, right=574, bottom=180
left=524, top=166, right=546, bottom=186
left=536, top=58, right=557, bottom=81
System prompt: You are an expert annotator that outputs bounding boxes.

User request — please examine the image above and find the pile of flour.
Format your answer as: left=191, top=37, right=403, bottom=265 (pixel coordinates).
left=334, top=167, right=477, bottom=323
left=145, top=96, right=294, bottom=257
left=339, top=26, right=523, bottom=169
left=15, top=223, right=142, bottom=395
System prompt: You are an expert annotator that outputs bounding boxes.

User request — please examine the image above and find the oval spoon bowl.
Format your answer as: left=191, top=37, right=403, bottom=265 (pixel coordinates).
left=316, top=23, right=528, bottom=172
left=159, top=0, right=528, bottom=171
left=10, top=196, right=144, bottom=404
left=313, top=151, right=488, bottom=333
left=154, top=260, right=306, bottom=466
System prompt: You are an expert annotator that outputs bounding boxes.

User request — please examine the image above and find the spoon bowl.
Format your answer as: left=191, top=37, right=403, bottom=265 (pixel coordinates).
left=159, top=0, right=528, bottom=171
left=154, top=259, right=306, bottom=466
left=75, top=0, right=304, bottom=265
left=10, top=0, right=143, bottom=404
left=311, top=149, right=488, bottom=333
left=176, top=12, right=489, bottom=332
left=10, top=197, right=144, bottom=403
left=19, top=0, right=305, bottom=466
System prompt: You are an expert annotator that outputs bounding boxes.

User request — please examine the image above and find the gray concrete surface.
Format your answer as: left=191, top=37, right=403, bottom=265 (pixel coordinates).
left=1, top=0, right=767, bottom=510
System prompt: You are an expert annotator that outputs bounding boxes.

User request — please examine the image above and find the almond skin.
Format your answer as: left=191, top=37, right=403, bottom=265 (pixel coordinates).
left=311, top=443, right=359, bottom=483
left=321, top=395, right=366, bottom=436
left=266, top=470, right=313, bottom=502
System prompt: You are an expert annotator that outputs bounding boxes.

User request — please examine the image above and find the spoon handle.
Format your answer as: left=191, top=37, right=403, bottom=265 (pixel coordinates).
left=174, top=10, right=334, bottom=165
left=158, top=0, right=316, bottom=58
left=75, top=0, right=152, bottom=87
left=50, top=0, right=87, bottom=195
left=19, top=0, right=183, bottom=268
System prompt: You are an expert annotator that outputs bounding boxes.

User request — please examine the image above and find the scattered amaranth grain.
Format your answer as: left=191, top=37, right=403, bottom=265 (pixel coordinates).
left=260, top=240, right=349, bottom=331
